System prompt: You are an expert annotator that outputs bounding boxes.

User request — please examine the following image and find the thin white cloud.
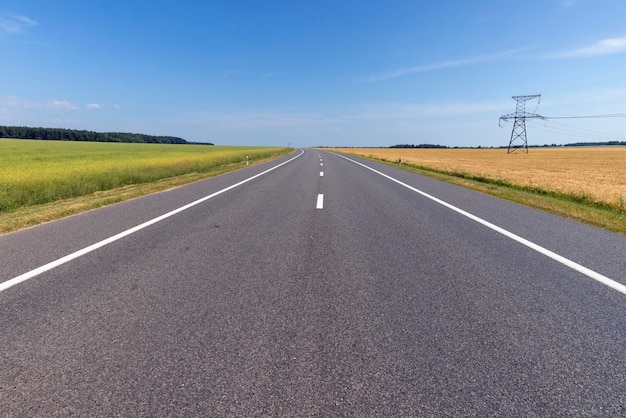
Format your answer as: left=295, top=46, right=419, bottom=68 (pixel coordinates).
left=47, top=100, right=78, bottom=110
left=363, top=47, right=529, bottom=82
left=559, top=37, right=626, bottom=57
left=195, top=112, right=319, bottom=130
left=0, top=96, right=40, bottom=109
left=329, top=101, right=512, bottom=123
left=173, top=99, right=509, bottom=133
left=86, top=103, right=101, bottom=109
left=0, top=15, right=38, bottom=34
left=161, top=99, right=517, bottom=147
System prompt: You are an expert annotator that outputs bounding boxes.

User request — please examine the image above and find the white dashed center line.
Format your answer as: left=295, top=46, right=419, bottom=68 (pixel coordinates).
left=320, top=172, right=324, bottom=176
left=316, top=194, right=324, bottom=209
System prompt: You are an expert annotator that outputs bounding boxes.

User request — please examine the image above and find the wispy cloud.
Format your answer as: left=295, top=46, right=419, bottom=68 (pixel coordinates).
left=0, top=96, right=40, bottom=109
left=362, top=48, right=529, bottom=82
left=558, top=36, right=626, bottom=57
left=161, top=99, right=514, bottom=147
left=330, top=101, right=512, bottom=123
left=174, top=100, right=509, bottom=133
left=0, top=15, right=38, bottom=34
left=47, top=100, right=78, bottom=110
left=1, top=96, right=114, bottom=111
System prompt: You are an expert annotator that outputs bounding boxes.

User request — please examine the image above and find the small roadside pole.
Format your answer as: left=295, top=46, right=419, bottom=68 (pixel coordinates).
left=398, top=157, right=402, bottom=167
left=246, top=155, right=249, bottom=166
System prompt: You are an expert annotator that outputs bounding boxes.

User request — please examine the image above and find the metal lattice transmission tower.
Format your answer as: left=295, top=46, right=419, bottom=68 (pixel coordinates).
left=499, top=95, right=543, bottom=153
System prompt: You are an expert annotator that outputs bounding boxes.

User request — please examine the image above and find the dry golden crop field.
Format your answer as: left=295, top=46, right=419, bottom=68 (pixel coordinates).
left=334, top=147, right=626, bottom=209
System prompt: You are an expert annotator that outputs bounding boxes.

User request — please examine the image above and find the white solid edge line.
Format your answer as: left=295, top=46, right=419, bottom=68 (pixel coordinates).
left=331, top=152, right=626, bottom=296
left=0, top=150, right=305, bottom=293
left=316, top=194, right=324, bottom=209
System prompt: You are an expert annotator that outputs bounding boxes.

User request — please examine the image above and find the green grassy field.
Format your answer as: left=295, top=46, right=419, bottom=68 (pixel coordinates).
left=0, top=139, right=289, bottom=214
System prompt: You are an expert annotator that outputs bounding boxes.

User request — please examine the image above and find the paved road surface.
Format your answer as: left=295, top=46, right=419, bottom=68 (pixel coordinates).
left=1, top=149, right=625, bottom=416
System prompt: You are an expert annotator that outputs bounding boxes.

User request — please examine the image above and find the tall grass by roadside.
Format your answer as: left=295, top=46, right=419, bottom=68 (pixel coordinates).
left=0, top=139, right=289, bottom=213
left=418, top=165, right=625, bottom=214
left=333, top=147, right=626, bottom=212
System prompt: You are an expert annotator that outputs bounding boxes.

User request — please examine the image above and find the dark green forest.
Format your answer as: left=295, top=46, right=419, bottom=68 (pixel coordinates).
left=0, top=125, right=211, bottom=145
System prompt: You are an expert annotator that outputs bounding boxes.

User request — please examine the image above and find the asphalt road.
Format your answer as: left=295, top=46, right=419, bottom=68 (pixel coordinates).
left=1, top=149, right=625, bottom=416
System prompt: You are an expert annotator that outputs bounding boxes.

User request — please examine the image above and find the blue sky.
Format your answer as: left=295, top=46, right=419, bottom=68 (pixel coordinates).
left=1, top=0, right=626, bottom=147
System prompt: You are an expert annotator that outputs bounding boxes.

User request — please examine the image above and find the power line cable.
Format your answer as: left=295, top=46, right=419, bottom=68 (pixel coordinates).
left=525, top=120, right=623, bottom=141
left=499, top=86, right=626, bottom=148
left=535, top=119, right=623, bottom=138
left=543, top=113, right=626, bottom=119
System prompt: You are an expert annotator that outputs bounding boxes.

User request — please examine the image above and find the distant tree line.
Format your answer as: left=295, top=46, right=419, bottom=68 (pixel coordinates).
left=0, top=125, right=212, bottom=145
left=393, top=141, right=626, bottom=150
left=495, top=141, right=626, bottom=148
left=563, top=140, right=626, bottom=147
left=390, top=143, right=448, bottom=149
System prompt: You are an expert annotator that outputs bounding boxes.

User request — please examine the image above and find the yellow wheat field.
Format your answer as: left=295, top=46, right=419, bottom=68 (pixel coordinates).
left=333, top=147, right=626, bottom=208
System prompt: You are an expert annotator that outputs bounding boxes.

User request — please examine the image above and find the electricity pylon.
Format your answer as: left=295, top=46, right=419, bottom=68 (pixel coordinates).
left=499, top=95, right=542, bottom=153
